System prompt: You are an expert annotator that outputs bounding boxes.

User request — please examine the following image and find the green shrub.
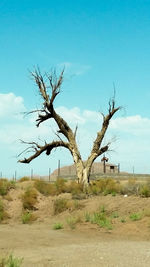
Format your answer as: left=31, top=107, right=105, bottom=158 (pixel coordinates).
left=21, top=211, right=36, bottom=224
left=84, top=206, right=112, bottom=230
left=90, top=212, right=112, bottom=230
left=53, top=222, right=64, bottom=230
left=22, top=187, right=38, bottom=210
left=129, top=213, right=142, bottom=221
left=0, top=253, right=23, bottom=267
left=53, top=198, right=68, bottom=215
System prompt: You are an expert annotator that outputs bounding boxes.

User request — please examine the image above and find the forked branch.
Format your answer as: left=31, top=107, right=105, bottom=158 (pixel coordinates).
left=18, top=140, right=70, bottom=163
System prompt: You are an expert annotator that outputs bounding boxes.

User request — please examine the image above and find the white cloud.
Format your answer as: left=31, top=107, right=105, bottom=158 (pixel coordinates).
left=0, top=93, right=26, bottom=118
left=110, top=115, right=150, bottom=136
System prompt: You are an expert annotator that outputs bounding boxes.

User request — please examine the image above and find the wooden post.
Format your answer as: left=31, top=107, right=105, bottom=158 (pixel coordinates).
left=49, top=168, right=51, bottom=182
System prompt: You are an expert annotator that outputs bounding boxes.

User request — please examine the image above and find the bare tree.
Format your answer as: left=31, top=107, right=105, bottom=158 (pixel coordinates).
left=19, top=68, right=121, bottom=187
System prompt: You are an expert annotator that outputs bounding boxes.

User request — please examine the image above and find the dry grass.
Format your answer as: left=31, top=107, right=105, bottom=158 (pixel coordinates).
left=21, top=187, right=38, bottom=210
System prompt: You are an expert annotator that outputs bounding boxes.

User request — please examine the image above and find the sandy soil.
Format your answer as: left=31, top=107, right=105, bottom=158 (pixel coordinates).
left=0, top=223, right=150, bottom=267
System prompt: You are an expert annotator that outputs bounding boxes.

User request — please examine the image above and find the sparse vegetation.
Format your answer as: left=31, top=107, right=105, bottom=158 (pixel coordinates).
left=66, top=216, right=82, bottom=229
left=0, top=253, right=23, bottom=267
left=129, top=213, right=142, bottom=221
left=53, top=222, right=64, bottom=230
left=21, top=211, right=36, bottom=224
left=84, top=206, right=112, bottom=230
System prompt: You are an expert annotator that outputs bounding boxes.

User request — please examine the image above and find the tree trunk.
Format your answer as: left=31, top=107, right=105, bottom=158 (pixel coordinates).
left=75, top=160, right=91, bottom=189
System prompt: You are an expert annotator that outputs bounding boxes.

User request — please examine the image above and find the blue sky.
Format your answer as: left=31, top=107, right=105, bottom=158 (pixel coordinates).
left=1, top=0, right=150, bottom=178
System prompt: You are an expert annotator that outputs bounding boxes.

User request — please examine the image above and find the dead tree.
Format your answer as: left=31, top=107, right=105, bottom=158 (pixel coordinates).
left=19, top=68, right=121, bottom=187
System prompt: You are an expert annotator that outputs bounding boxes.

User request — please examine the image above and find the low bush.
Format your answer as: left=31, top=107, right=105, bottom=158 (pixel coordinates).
left=22, top=187, right=38, bottom=210
left=139, top=184, right=150, bottom=198
left=89, top=178, right=120, bottom=196
left=53, top=198, right=68, bottom=215
left=34, top=180, right=57, bottom=196
left=53, top=222, right=64, bottom=230
left=67, top=181, right=83, bottom=195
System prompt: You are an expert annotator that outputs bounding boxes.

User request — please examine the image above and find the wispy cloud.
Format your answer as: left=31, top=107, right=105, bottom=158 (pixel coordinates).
left=58, top=62, right=91, bottom=76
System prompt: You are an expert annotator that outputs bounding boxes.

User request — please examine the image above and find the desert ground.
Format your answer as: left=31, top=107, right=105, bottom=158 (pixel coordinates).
left=0, top=179, right=150, bottom=266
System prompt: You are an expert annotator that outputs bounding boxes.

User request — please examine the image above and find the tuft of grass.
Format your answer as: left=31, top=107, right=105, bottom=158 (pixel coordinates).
left=84, top=206, right=112, bottom=230
left=53, top=222, right=64, bottom=230
left=111, top=212, right=119, bottom=219
left=0, top=253, right=23, bottom=267
left=21, top=211, right=36, bottom=224
left=129, top=213, right=142, bottom=221
left=53, top=198, right=68, bottom=215
left=85, top=212, right=91, bottom=222
left=21, top=187, right=38, bottom=210
left=120, top=218, right=126, bottom=223
left=90, top=212, right=112, bottom=230
left=66, top=216, right=81, bottom=229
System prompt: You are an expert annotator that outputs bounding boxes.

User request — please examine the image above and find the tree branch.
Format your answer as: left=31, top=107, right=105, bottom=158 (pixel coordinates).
left=18, top=140, right=70, bottom=163
left=91, top=98, right=121, bottom=155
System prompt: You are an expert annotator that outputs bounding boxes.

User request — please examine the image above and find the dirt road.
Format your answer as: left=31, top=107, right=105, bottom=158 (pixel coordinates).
left=0, top=224, right=150, bottom=267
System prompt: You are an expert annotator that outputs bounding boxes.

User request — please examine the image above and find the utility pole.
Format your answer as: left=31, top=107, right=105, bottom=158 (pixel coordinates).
left=118, top=163, right=120, bottom=174
left=31, top=169, right=33, bottom=180
left=15, top=170, right=17, bottom=181
left=101, top=155, right=108, bottom=174
left=58, top=160, right=60, bottom=178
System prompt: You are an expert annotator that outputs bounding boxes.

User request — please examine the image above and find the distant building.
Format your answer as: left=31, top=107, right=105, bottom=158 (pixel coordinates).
left=51, top=161, right=119, bottom=178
